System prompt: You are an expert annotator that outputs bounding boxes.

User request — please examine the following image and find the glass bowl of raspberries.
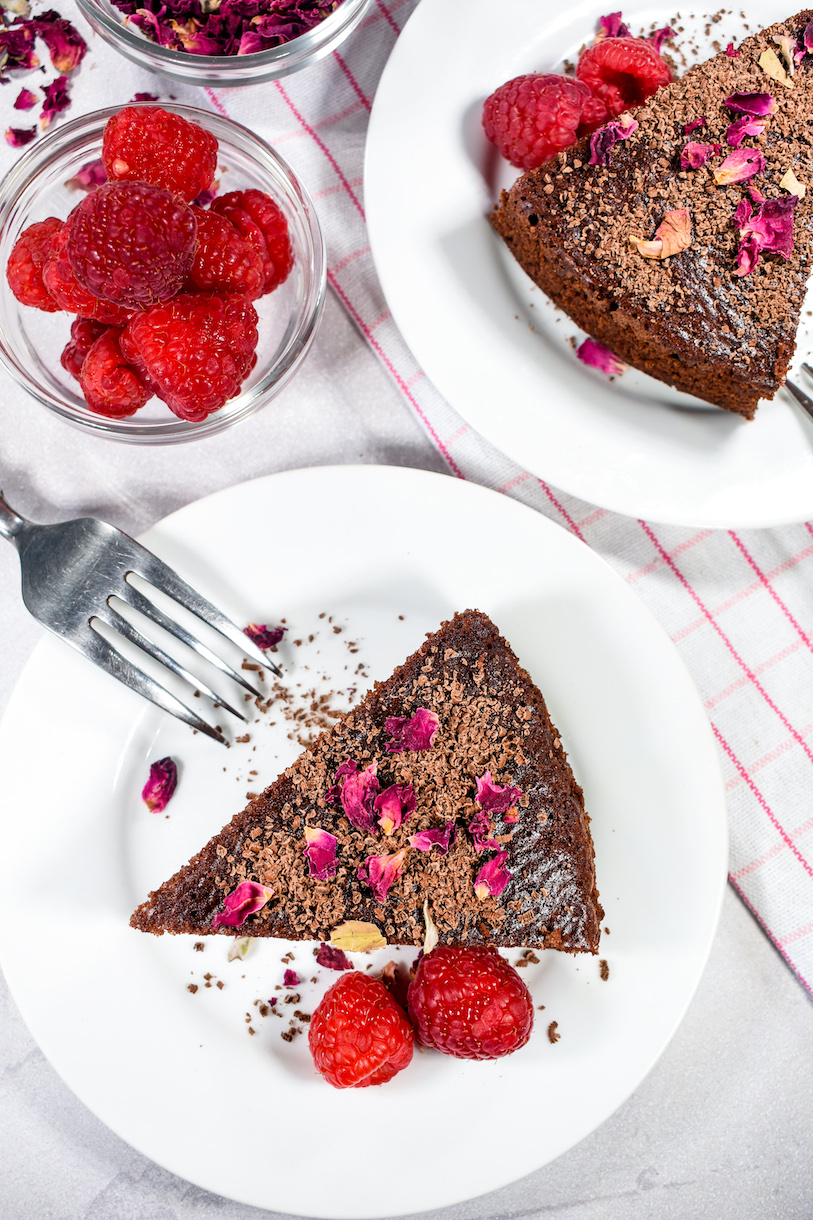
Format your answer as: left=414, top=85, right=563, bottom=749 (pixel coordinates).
left=0, top=102, right=326, bottom=443
left=74, top=0, right=370, bottom=88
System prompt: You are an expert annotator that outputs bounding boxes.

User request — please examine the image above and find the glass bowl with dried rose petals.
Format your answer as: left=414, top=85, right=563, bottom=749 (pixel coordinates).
left=74, top=0, right=370, bottom=87
left=0, top=102, right=325, bottom=443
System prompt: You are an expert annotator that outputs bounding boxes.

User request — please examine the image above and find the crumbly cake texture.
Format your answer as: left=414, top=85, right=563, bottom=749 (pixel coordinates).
left=490, top=12, right=813, bottom=418
left=131, top=610, right=603, bottom=953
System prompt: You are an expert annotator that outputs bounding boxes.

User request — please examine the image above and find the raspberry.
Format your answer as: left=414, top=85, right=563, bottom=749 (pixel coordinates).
left=576, top=37, right=672, bottom=118
left=102, top=106, right=218, bottom=204
left=187, top=207, right=264, bottom=300
left=66, top=181, right=197, bottom=310
left=61, top=317, right=108, bottom=379
left=120, top=291, right=259, bottom=422
left=407, top=946, right=534, bottom=1060
left=42, top=235, right=133, bottom=327
left=308, top=971, right=414, bottom=1088
left=211, top=190, right=293, bottom=294
left=482, top=74, right=604, bottom=170
left=79, top=329, right=151, bottom=418
left=6, top=217, right=63, bottom=311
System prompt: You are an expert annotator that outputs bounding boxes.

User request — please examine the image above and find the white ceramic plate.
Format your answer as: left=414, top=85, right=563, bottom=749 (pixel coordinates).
left=0, top=466, right=726, bottom=1217
left=365, top=0, right=813, bottom=528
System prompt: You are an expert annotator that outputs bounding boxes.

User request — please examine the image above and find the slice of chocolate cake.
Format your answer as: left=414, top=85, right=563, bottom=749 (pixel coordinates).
left=490, top=11, right=813, bottom=418
left=131, top=610, right=603, bottom=953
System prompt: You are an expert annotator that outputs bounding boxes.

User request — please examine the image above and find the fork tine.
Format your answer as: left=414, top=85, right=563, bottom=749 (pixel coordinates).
left=123, top=541, right=282, bottom=676
left=82, top=622, right=227, bottom=744
left=784, top=375, right=813, bottom=422
left=103, top=603, right=248, bottom=723
left=119, top=580, right=264, bottom=699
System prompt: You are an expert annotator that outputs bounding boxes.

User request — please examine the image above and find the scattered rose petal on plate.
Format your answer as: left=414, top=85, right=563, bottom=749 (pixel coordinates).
left=142, top=756, right=178, bottom=813
left=576, top=337, right=625, bottom=376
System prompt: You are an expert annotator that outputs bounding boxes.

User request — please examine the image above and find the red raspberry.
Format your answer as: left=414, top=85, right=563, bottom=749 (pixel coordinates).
left=66, top=181, right=197, bottom=310
left=407, top=946, right=534, bottom=1060
left=102, top=106, right=218, bottom=204
left=482, top=74, right=606, bottom=170
left=79, top=329, right=152, bottom=418
left=61, top=317, right=108, bottom=379
left=576, top=37, right=672, bottom=118
left=6, top=217, right=63, bottom=311
left=42, top=236, right=133, bottom=327
left=120, top=291, right=259, bottom=422
left=308, top=971, right=414, bottom=1088
left=187, top=207, right=264, bottom=300
left=211, top=189, right=293, bottom=294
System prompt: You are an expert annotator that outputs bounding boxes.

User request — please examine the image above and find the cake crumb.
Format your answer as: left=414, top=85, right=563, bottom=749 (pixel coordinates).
left=187, top=984, right=198, bottom=994
left=600, top=959, right=610, bottom=981
left=193, top=942, right=204, bottom=952
left=547, top=1021, right=560, bottom=1044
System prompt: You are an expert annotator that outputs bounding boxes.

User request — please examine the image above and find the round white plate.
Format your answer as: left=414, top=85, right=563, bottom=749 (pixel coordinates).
left=365, top=0, right=813, bottom=528
left=0, top=466, right=726, bottom=1217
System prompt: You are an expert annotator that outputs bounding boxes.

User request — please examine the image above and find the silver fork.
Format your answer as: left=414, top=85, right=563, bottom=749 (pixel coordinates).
left=783, top=365, right=813, bottom=420
left=0, top=491, right=281, bottom=745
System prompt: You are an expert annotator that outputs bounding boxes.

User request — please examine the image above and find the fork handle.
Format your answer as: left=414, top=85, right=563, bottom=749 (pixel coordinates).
left=0, top=491, right=26, bottom=544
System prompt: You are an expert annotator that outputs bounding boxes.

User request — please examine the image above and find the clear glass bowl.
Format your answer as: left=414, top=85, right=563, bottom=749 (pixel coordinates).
left=0, top=103, right=326, bottom=444
left=75, top=0, right=370, bottom=87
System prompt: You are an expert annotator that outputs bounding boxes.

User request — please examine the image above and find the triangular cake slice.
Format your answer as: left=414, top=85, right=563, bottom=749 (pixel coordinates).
left=490, top=11, right=813, bottom=418
left=132, top=610, right=603, bottom=953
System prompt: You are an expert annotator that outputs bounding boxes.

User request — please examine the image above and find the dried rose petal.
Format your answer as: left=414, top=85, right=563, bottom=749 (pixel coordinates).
left=0, top=24, right=38, bottom=70
left=212, top=880, right=273, bottom=930
left=30, top=11, right=87, bottom=72
left=227, top=936, right=253, bottom=961
left=5, top=126, right=36, bottom=147
left=748, top=185, right=767, bottom=204
left=315, top=943, right=352, bottom=970
left=40, top=74, right=70, bottom=128
left=504, top=809, right=519, bottom=824
left=358, top=848, right=407, bottom=903
left=680, top=140, right=721, bottom=169
left=630, top=208, right=692, bottom=258
left=283, top=968, right=300, bottom=987
left=598, top=11, right=630, bottom=37
left=780, top=167, right=806, bottom=198
left=142, top=756, right=177, bottom=813
left=303, top=826, right=339, bottom=880
left=734, top=198, right=753, bottom=229
left=726, top=116, right=767, bottom=148
left=725, top=92, right=777, bottom=116
left=326, top=758, right=357, bottom=804
left=576, top=337, right=625, bottom=376
left=474, top=851, right=512, bottom=900
left=736, top=231, right=762, bottom=277
left=649, top=26, right=673, bottom=52
left=468, top=809, right=500, bottom=853
left=423, top=898, right=439, bottom=955
left=475, top=770, right=523, bottom=815
left=713, top=148, right=765, bottom=186
left=329, top=921, right=386, bottom=952
left=684, top=116, right=708, bottom=134
left=805, top=22, right=813, bottom=53
left=725, top=43, right=741, bottom=57
left=759, top=47, right=793, bottom=87
left=66, top=159, right=108, bottom=191
left=742, top=195, right=797, bottom=257
left=409, top=821, right=457, bottom=854
left=13, top=88, right=37, bottom=110
left=588, top=112, right=638, bottom=165
left=385, top=707, right=439, bottom=753
left=340, top=761, right=379, bottom=835
left=773, top=34, right=796, bottom=76
left=244, top=621, right=285, bottom=650
left=374, top=782, right=416, bottom=835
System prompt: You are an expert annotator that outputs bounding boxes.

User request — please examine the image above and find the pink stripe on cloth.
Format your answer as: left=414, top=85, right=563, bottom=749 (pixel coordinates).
left=729, top=878, right=813, bottom=998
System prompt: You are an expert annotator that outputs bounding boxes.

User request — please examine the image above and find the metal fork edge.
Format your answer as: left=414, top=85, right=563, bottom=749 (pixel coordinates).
left=784, top=368, right=813, bottom=422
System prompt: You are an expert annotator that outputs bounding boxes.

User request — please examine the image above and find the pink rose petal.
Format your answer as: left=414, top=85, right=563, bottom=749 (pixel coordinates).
left=30, top=12, right=87, bottom=72
left=409, top=821, right=457, bottom=854
left=283, top=968, right=300, bottom=987
left=316, top=943, right=353, bottom=970
left=713, top=148, right=766, bottom=186
left=648, top=26, right=674, bottom=52
left=142, top=757, right=177, bottom=813
left=374, top=782, right=416, bottom=835
left=724, top=92, right=776, bottom=117
left=725, top=43, right=741, bottom=57
left=358, top=848, right=408, bottom=904
left=212, top=881, right=273, bottom=930
left=684, top=116, right=708, bottom=135
left=475, top=771, right=523, bottom=815
left=340, top=761, right=380, bottom=834
left=588, top=112, right=638, bottom=166
left=385, top=708, right=439, bottom=753
left=680, top=140, right=721, bottom=169
left=576, top=338, right=625, bottom=377
left=598, top=11, right=630, bottom=37
left=468, top=809, right=501, bottom=854
left=244, top=622, right=285, bottom=650
left=66, top=158, right=107, bottom=191
left=326, top=758, right=358, bottom=804
left=303, top=826, right=339, bottom=880
left=5, top=127, right=36, bottom=148
left=40, top=75, right=71, bottom=128
left=474, top=852, right=512, bottom=900
left=13, top=88, right=37, bottom=111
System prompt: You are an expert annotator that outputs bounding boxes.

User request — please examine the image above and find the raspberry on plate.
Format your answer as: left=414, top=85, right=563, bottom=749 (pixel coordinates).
left=120, top=291, right=259, bottom=422
left=6, top=217, right=63, bottom=312
left=187, top=207, right=264, bottom=300
left=102, top=106, right=218, bottom=204
left=79, top=328, right=151, bottom=418
left=482, top=74, right=607, bottom=170
left=576, top=37, right=672, bottom=118
left=66, top=181, right=197, bottom=310
left=309, top=971, right=414, bottom=1088
left=61, top=317, right=108, bottom=380
left=407, top=946, right=534, bottom=1060
left=211, top=189, right=293, bottom=294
